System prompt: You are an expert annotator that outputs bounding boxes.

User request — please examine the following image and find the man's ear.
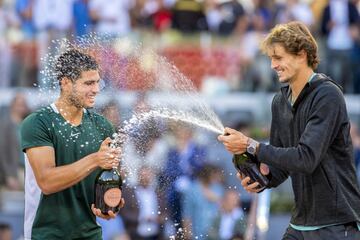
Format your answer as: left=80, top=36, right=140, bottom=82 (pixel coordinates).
left=298, top=50, right=307, bottom=62
left=60, top=77, right=72, bottom=90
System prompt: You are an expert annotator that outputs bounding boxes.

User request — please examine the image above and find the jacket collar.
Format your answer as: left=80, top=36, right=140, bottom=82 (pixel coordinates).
left=280, top=73, right=342, bottom=111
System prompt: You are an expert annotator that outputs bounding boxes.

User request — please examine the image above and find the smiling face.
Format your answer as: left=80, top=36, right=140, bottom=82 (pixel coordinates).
left=267, top=43, right=305, bottom=84
left=63, top=70, right=101, bottom=109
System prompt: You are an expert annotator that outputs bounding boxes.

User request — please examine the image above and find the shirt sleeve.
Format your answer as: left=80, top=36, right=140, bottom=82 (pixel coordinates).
left=20, top=113, right=54, bottom=152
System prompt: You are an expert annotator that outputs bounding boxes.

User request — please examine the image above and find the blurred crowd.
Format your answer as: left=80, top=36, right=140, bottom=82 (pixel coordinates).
left=0, top=0, right=360, bottom=93
left=1, top=0, right=360, bottom=239
left=1, top=90, right=360, bottom=240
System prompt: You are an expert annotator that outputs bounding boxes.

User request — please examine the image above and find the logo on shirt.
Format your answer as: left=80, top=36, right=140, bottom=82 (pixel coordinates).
left=70, top=131, right=81, bottom=138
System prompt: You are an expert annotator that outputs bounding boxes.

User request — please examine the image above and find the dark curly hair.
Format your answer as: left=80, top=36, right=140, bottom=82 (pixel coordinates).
left=55, top=49, right=99, bottom=83
left=261, top=21, right=319, bottom=70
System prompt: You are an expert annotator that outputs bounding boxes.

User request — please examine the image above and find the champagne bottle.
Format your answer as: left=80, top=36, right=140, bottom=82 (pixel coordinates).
left=94, top=133, right=125, bottom=215
left=94, top=166, right=122, bottom=215
left=232, top=153, right=269, bottom=190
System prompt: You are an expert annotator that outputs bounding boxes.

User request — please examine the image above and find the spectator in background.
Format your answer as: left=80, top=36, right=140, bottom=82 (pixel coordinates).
left=239, top=5, right=275, bottom=91
left=122, top=94, right=168, bottom=185
left=0, top=0, right=19, bottom=88
left=100, top=100, right=122, bottom=131
left=171, top=0, right=208, bottom=32
left=122, top=166, right=167, bottom=240
left=351, top=0, right=360, bottom=94
left=73, top=0, right=91, bottom=37
left=251, top=0, right=273, bottom=32
left=274, top=0, right=314, bottom=27
left=0, top=223, right=12, bottom=240
left=32, top=0, right=74, bottom=87
left=208, top=190, right=246, bottom=240
left=15, top=0, right=35, bottom=39
left=205, top=0, right=247, bottom=36
left=321, top=0, right=360, bottom=93
left=15, top=0, right=38, bottom=87
left=152, top=0, right=173, bottom=32
left=132, top=0, right=173, bottom=31
left=0, top=92, right=30, bottom=193
left=182, top=164, right=224, bottom=240
left=89, top=0, right=133, bottom=37
left=160, top=124, right=208, bottom=233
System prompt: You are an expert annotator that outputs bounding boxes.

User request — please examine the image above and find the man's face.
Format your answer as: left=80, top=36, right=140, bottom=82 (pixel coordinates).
left=267, top=43, right=303, bottom=84
left=67, top=70, right=101, bottom=109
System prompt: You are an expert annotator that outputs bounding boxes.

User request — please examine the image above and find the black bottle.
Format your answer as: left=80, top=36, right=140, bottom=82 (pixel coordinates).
left=94, top=166, right=123, bottom=215
left=232, top=152, right=269, bottom=190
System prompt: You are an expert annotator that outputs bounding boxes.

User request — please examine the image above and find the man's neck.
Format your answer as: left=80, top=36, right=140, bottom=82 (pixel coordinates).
left=289, top=68, right=314, bottom=101
left=55, top=97, right=83, bottom=126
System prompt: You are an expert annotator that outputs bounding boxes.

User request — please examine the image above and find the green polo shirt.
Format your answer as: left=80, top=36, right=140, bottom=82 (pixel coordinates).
left=21, top=104, right=115, bottom=240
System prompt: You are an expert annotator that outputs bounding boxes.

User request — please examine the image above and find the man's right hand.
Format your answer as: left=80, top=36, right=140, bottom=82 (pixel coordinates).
left=96, top=137, right=121, bottom=169
left=238, top=163, right=269, bottom=193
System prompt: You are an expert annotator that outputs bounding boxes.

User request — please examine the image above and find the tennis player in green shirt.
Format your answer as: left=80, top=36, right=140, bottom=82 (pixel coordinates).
left=21, top=49, right=125, bottom=240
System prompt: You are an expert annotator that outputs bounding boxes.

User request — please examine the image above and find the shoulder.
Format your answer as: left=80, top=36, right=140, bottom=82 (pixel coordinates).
left=313, top=78, right=344, bottom=102
left=21, top=106, right=55, bottom=129
left=87, top=110, right=112, bottom=127
left=85, top=110, right=115, bottom=135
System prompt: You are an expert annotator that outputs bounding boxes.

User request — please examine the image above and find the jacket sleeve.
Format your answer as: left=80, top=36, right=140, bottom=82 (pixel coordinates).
left=258, top=85, right=346, bottom=174
left=266, top=95, right=289, bottom=188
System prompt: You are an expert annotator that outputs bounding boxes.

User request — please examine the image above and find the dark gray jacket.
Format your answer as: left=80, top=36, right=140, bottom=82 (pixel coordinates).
left=258, top=73, right=360, bottom=226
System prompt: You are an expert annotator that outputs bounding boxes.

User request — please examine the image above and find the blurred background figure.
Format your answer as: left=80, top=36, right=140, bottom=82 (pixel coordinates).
left=274, top=0, right=314, bottom=27
left=0, top=93, right=29, bottom=195
left=122, top=166, right=167, bottom=240
left=208, top=189, right=247, bottom=240
left=89, top=0, right=134, bottom=37
left=321, top=0, right=360, bottom=93
left=132, top=0, right=172, bottom=32
left=0, top=0, right=19, bottom=88
left=32, top=0, right=74, bottom=87
left=171, top=0, right=208, bottom=33
left=182, top=164, right=225, bottom=240
left=205, top=0, right=247, bottom=36
left=123, top=93, right=168, bottom=185
left=73, top=0, right=92, bottom=37
left=100, top=100, right=122, bottom=131
left=14, top=0, right=38, bottom=87
left=0, top=223, right=12, bottom=240
left=160, top=124, right=208, bottom=233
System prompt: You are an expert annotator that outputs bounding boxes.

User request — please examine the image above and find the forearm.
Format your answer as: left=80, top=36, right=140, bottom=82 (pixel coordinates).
left=257, top=143, right=319, bottom=174
left=38, top=153, right=98, bottom=195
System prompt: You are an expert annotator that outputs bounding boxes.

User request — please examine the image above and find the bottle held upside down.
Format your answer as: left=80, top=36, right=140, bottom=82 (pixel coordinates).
left=232, top=153, right=269, bottom=190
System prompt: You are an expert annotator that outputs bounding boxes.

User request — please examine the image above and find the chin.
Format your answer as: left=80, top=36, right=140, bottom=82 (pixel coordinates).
left=279, top=77, right=289, bottom=83
left=85, top=103, right=95, bottom=109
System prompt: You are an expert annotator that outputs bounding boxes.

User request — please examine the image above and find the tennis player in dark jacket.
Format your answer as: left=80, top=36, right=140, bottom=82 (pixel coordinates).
left=218, top=21, right=360, bottom=240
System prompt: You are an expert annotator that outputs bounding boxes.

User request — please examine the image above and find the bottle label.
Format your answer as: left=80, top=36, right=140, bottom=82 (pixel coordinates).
left=104, top=188, right=121, bottom=207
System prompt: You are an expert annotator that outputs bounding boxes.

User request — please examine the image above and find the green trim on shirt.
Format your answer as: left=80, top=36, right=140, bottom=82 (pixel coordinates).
left=290, top=222, right=360, bottom=231
left=290, top=72, right=317, bottom=105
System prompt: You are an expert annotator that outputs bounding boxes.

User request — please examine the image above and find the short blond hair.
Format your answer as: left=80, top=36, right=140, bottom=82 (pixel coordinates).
left=261, top=21, right=319, bottom=70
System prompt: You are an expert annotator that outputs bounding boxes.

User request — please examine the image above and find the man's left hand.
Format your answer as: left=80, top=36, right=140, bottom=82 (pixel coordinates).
left=91, top=198, right=125, bottom=220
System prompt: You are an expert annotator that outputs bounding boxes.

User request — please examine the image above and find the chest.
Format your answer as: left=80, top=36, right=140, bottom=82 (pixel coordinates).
left=49, top=118, right=104, bottom=165
left=275, top=99, right=313, bottom=146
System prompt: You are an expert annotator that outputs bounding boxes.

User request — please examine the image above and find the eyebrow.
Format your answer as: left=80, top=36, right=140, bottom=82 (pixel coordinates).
left=84, top=79, right=100, bottom=82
